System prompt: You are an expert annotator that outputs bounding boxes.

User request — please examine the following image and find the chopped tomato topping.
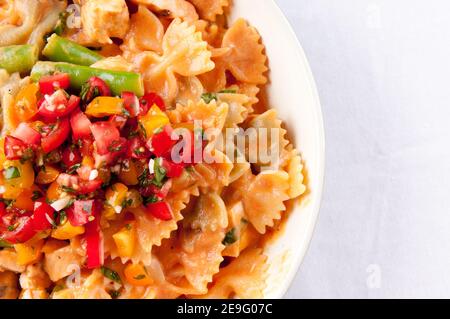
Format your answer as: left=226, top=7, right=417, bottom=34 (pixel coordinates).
left=67, top=200, right=99, bottom=226
left=32, top=200, right=55, bottom=231
left=1, top=216, right=36, bottom=244
left=84, top=210, right=103, bottom=269
left=70, top=110, right=92, bottom=140
left=139, top=92, right=165, bottom=114
left=144, top=201, right=172, bottom=221
left=80, top=76, right=111, bottom=103
left=148, top=125, right=177, bottom=158
left=161, top=159, right=184, bottom=178
left=39, top=73, right=70, bottom=95
left=12, top=123, right=41, bottom=146
left=122, top=91, right=140, bottom=117
left=4, top=135, right=30, bottom=160
left=62, top=147, right=82, bottom=169
left=38, top=90, right=80, bottom=120
left=41, top=118, right=71, bottom=153
left=90, top=122, right=121, bottom=155
left=127, top=137, right=150, bottom=159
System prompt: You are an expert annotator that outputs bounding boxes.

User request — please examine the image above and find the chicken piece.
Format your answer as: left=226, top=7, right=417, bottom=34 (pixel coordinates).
left=19, top=263, right=52, bottom=290
left=0, top=249, right=25, bottom=273
left=44, top=245, right=84, bottom=282
left=81, top=0, right=129, bottom=44
left=19, top=289, right=48, bottom=299
left=0, top=271, right=19, bottom=299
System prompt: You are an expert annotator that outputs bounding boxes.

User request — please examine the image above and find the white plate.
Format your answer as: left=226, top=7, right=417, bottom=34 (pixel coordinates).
left=229, top=0, right=325, bottom=298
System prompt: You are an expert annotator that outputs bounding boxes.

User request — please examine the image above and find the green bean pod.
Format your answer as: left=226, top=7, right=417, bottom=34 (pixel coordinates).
left=0, top=45, right=39, bottom=74
left=42, top=34, right=103, bottom=66
left=31, top=61, right=144, bottom=97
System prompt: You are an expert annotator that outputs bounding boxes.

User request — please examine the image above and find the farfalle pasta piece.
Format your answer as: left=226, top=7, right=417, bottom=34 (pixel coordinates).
left=176, top=76, right=204, bottom=105
left=190, top=149, right=233, bottom=190
left=184, top=192, right=228, bottom=232
left=122, top=5, right=164, bottom=54
left=52, top=269, right=112, bottom=299
left=167, top=99, right=228, bottom=131
left=245, top=109, right=290, bottom=170
left=189, top=0, right=229, bottom=22
left=243, top=171, right=290, bottom=234
left=217, top=92, right=252, bottom=128
left=280, top=146, right=307, bottom=199
left=0, top=0, right=40, bottom=46
left=80, top=0, right=130, bottom=45
left=130, top=18, right=214, bottom=103
left=198, top=248, right=267, bottom=299
left=222, top=19, right=268, bottom=84
left=132, top=0, right=199, bottom=22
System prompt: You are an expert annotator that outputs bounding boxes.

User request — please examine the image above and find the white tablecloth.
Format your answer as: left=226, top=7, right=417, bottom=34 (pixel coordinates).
left=278, top=0, right=450, bottom=298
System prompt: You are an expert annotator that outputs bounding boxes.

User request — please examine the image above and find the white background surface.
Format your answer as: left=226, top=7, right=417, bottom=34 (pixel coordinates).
left=277, top=0, right=450, bottom=298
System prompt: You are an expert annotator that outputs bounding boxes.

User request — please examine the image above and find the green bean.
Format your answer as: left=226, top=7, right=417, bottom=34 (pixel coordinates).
left=0, top=45, right=39, bottom=74
left=42, top=34, right=103, bottom=66
left=31, top=61, right=144, bottom=97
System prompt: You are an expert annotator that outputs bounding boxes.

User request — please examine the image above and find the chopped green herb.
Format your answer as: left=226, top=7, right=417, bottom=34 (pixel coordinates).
left=138, top=168, right=151, bottom=188
left=201, top=93, right=218, bottom=104
left=0, top=239, right=12, bottom=248
left=31, top=191, right=43, bottom=201
left=138, top=122, right=147, bottom=139
left=122, top=108, right=130, bottom=117
left=153, top=126, right=163, bottom=134
left=4, top=166, right=20, bottom=179
left=59, top=211, right=68, bottom=225
left=0, top=198, right=15, bottom=208
left=152, top=158, right=167, bottom=187
left=219, top=89, right=237, bottom=94
left=133, top=274, right=146, bottom=280
left=143, top=195, right=159, bottom=205
left=101, top=266, right=122, bottom=284
left=133, top=148, right=144, bottom=156
left=54, top=11, right=69, bottom=36
left=67, top=163, right=81, bottom=174
left=19, top=148, right=34, bottom=164
left=222, top=228, right=238, bottom=245
left=61, top=186, right=76, bottom=194
left=108, top=140, right=124, bottom=152
left=109, top=290, right=121, bottom=299
left=121, top=198, right=133, bottom=209
left=7, top=225, right=15, bottom=232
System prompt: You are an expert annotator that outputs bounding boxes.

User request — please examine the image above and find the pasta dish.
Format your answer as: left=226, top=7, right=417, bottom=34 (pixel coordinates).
left=0, top=0, right=306, bottom=299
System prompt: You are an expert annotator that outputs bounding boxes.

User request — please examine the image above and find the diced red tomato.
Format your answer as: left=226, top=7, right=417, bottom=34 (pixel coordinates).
left=62, top=147, right=82, bottom=168
left=67, top=200, right=99, bottom=226
left=39, top=73, right=70, bottom=95
left=84, top=210, right=103, bottom=269
left=41, top=118, right=71, bottom=153
left=78, top=179, right=103, bottom=194
left=127, top=137, right=150, bottom=159
left=139, top=92, right=165, bottom=114
left=109, top=115, right=127, bottom=130
left=148, top=125, right=177, bottom=158
left=1, top=216, right=36, bottom=244
left=90, top=122, right=121, bottom=155
left=0, top=203, right=6, bottom=219
left=81, top=76, right=111, bottom=103
left=122, top=91, right=140, bottom=117
left=38, top=90, right=79, bottom=120
left=70, top=110, right=92, bottom=140
left=12, top=123, right=41, bottom=145
left=144, top=201, right=172, bottom=221
left=4, top=135, right=28, bottom=160
left=161, top=159, right=184, bottom=178
left=32, top=200, right=55, bottom=231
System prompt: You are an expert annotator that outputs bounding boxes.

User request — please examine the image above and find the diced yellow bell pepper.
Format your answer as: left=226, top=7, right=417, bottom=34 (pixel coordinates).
left=52, top=221, right=85, bottom=240
left=124, top=263, right=153, bottom=286
left=112, top=223, right=136, bottom=258
left=13, top=185, right=42, bottom=211
left=118, top=160, right=139, bottom=186
left=36, top=165, right=60, bottom=184
left=3, top=160, right=34, bottom=189
left=85, top=97, right=124, bottom=118
left=126, top=189, right=142, bottom=208
left=46, top=181, right=63, bottom=202
left=138, top=105, right=169, bottom=138
left=12, top=83, right=39, bottom=128
left=15, top=239, right=44, bottom=266
left=82, top=156, right=94, bottom=168
left=0, top=137, right=5, bottom=169
left=105, top=183, right=128, bottom=210
left=172, top=122, right=195, bottom=131
left=102, top=204, right=117, bottom=221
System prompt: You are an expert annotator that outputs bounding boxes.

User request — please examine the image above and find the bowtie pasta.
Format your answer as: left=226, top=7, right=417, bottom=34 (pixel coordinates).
left=0, top=0, right=306, bottom=299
